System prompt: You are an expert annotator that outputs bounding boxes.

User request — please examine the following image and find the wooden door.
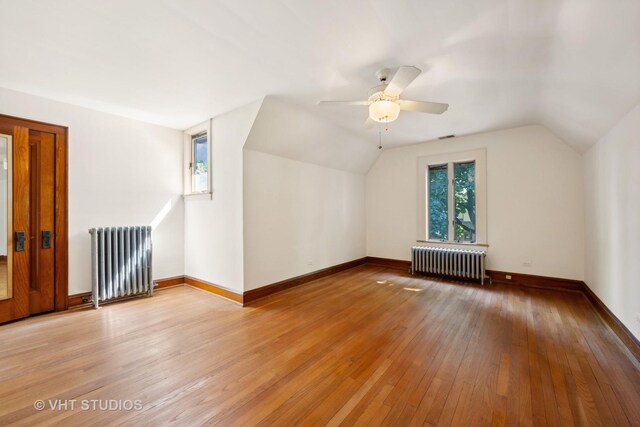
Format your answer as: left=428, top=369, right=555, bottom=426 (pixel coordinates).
left=0, top=115, right=67, bottom=323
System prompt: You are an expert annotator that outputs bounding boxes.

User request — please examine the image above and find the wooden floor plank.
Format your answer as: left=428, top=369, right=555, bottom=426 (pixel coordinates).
left=0, top=265, right=638, bottom=426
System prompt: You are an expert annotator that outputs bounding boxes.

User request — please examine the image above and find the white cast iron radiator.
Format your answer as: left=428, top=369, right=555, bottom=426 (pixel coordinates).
left=89, top=226, right=153, bottom=308
left=411, top=246, right=487, bottom=285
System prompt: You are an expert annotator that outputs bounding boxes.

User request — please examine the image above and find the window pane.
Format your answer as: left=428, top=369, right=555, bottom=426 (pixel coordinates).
left=454, top=161, right=476, bottom=242
left=428, top=164, right=448, bottom=240
left=192, top=134, right=208, bottom=193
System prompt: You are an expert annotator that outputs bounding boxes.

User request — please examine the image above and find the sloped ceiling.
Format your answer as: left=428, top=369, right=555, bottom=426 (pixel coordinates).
left=0, top=0, right=638, bottom=158
left=245, top=96, right=379, bottom=174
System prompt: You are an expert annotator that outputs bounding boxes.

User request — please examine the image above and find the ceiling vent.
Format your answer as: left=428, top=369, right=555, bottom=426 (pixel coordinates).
left=438, top=134, right=456, bottom=140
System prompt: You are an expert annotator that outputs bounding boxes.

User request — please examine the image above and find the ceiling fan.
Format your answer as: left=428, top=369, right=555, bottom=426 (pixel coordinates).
left=319, top=66, right=448, bottom=126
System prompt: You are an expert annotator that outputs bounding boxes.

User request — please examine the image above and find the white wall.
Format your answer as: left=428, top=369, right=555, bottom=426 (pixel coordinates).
left=367, top=125, right=584, bottom=280
left=243, top=149, right=366, bottom=291
left=184, top=100, right=262, bottom=293
left=584, top=103, right=640, bottom=340
left=0, top=87, right=184, bottom=294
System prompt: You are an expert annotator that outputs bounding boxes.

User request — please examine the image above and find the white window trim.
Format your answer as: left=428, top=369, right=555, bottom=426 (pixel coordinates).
left=417, top=148, right=487, bottom=246
left=183, top=119, right=212, bottom=200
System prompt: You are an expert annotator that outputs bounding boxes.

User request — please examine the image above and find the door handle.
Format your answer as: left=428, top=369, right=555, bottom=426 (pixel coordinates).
left=15, top=231, right=26, bottom=251
left=42, top=230, right=52, bottom=249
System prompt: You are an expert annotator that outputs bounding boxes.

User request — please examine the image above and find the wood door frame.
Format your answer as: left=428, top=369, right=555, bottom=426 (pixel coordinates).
left=0, top=114, right=68, bottom=312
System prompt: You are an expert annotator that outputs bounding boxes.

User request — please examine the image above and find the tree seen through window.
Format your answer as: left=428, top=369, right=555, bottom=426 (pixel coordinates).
left=427, top=161, right=476, bottom=242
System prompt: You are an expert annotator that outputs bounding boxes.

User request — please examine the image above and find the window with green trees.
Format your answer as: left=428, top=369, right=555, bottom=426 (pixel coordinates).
left=428, top=165, right=448, bottom=240
left=427, top=161, right=476, bottom=243
left=453, top=161, right=476, bottom=242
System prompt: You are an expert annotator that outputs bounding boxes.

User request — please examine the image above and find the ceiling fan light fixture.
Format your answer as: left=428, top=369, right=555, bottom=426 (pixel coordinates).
left=319, top=66, right=449, bottom=127
left=369, top=99, right=400, bottom=123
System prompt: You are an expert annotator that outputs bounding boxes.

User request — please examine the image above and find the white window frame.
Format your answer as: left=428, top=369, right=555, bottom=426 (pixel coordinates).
left=417, top=148, right=487, bottom=246
left=183, top=119, right=212, bottom=200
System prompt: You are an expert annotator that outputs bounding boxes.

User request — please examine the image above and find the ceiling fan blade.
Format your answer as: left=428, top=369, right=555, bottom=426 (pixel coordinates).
left=364, top=117, right=376, bottom=128
left=384, top=66, right=422, bottom=97
left=318, top=100, right=370, bottom=106
left=399, top=99, right=449, bottom=114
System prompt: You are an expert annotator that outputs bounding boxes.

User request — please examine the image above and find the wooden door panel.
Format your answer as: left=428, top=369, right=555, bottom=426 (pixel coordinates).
left=39, top=132, right=56, bottom=313
left=0, top=126, right=30, bottom=323
left=29, top=134, right=38, bottom=301
left=28, top=131, right=55, bottom=314
left=54, top=126, right=68, bottom=312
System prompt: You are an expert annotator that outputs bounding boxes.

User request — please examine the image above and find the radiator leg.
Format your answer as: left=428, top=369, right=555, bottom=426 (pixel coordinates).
left=90, top=229, right=100, bottom=309
left=410, top=248, right=416, bottom=275
left=147, top=226, right=153, bottom=296
left=481, top=255, right=486, bottom=285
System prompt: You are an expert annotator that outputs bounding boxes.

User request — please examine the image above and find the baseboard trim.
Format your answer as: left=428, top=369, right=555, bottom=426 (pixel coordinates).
left=365, top=256, right=411, bottom=271
left=68, top=291, right=155, bottom=309
left=68, top=276, right=243, bottom=308
left=155, top=276, right=185, bottom=289
left=68, top=258, right=394, bottom=309
left=67, top=261, right=639, bottom=363
left=68, top=292, right=92, bottom=308
left=582, top=282, right=640, bottom=362
left=486, top=270, right=584, bottom=293
left=183, top=276, right=244, bottom=305
left=365, top=257, right=585, bottom=293
left=243, top=257, right=368, bottom=305
left=69, top=276, right=187, bottom=309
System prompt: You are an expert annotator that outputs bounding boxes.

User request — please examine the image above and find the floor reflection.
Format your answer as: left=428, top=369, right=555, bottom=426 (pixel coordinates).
left=0, top=258, right=8, bottom=299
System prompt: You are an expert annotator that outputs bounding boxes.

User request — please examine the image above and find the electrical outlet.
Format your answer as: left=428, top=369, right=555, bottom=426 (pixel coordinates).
left=505, top=275, right=512, bottom=280
left=522, top=261, right=532, bottom=267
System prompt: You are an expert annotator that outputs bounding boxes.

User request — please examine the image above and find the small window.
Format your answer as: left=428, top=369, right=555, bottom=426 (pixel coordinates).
left=183, top=120, right=211, bottom=198
left=191, top=132, right=208, bottom=193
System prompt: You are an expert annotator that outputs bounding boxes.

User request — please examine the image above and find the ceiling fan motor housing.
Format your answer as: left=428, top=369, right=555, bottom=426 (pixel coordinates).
left=375, top=68, right=391, bottom=83
left=368, top=85, right=392, bottom=101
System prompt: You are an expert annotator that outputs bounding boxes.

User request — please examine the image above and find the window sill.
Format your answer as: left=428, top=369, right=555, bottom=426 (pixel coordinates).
left=417, top=240, right=489, bottom=248
left=183, top=192, right=213, bottom=201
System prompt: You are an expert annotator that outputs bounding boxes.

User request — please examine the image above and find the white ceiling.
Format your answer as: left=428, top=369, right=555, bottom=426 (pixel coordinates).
left=0, top=0, right=638, bottom=152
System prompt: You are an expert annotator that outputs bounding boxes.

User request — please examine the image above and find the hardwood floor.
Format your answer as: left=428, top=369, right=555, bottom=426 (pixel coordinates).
left=0, top=265, right=639, bottom=426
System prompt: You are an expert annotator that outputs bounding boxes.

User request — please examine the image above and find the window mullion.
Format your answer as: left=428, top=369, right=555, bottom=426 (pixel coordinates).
left=425, top=173, right=429, bottom=240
